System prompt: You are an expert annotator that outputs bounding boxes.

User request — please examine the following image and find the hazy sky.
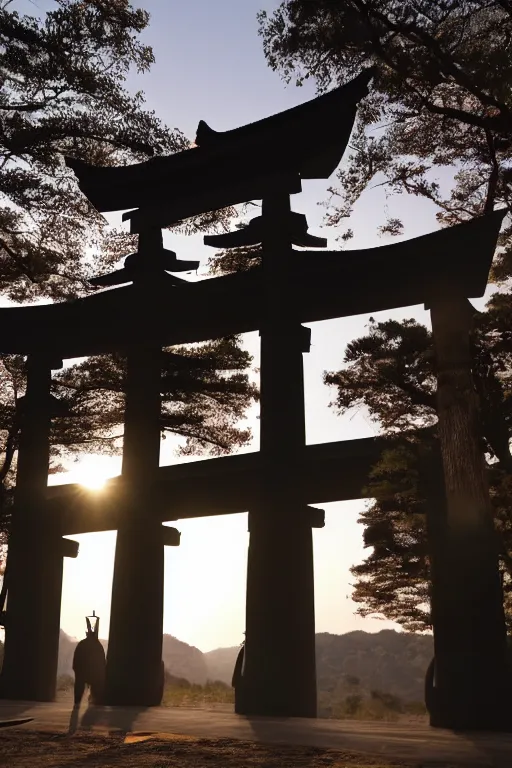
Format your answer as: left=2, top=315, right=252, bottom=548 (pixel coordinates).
left=17, top=0, right=482, bottom=650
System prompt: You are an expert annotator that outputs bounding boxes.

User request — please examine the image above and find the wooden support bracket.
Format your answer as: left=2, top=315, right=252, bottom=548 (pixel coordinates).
left=300, top=325, right=312, bottom=354
left=308, top=506, right=325, bottom=528
left=248, top=506, right=325, bottom=531
left=162, top=526, right=181, bottom=547
left=60, top=538, right=79, bottom=559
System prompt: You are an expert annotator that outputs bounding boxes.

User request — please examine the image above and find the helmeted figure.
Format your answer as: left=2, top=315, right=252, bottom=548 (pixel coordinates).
left=72, top=612, right=106, bottom=706
left=232, top=634, right=246, bottom=714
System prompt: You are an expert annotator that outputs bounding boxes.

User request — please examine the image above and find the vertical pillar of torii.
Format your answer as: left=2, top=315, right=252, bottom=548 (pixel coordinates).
left=243, top=190, right=321, bottom=718
left=208, top=186, right=324, bottom=718
left=427, top=294, right=511, bottom=731
left=204, top=186, right=326, bottom=718
left=0, top=355, right=79, bottom=702
left=104, top=227, right=181, bottom=707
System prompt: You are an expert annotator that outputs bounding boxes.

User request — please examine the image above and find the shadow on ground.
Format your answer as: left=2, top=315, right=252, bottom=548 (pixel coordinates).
left=241, top=712, right=512, bottom=767
left=68, top=702, right=149, bottom=737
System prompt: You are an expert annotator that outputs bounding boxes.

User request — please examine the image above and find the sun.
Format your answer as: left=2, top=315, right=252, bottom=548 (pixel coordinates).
left=79, top=471, right=108, bottom=491
left=66, top=455, right=119, bottom=491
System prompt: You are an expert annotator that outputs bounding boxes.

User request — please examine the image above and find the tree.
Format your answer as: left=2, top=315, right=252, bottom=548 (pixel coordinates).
left=0, top=2, right=255, bottom=558
left=207, top=244, right=261, bottom=277
left=324, top=316, right=512, bottom=631
left=0, top=0, right=186, bottom=300
left=258, top=0, right=512, bottom=630
left=0, top=0, right=234, bottom=303
left=259, top=1, right=512, bottom=239
left=51, top=337, right=258, bottom=462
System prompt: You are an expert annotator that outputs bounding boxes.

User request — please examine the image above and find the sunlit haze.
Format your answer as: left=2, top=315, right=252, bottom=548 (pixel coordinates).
left=69, top=456, right=113, bottom=491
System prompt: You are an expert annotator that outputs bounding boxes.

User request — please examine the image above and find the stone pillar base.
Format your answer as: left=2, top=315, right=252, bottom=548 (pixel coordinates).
left=0, top=533, right=68, bottom=702
left=426, top=654, right=512, bottom=732
left=238, top=507, right=320, bottom=719
left=104, top=522, right=165, bottom=708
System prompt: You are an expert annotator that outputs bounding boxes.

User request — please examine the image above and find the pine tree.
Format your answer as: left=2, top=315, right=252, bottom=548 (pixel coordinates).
left=324, top=316, right=512, bottom=630
left=259, top=0, right=512, bottom=630
left=0, top=1, right=255, bottom=555
left=259, top=1, right=512, bottom=238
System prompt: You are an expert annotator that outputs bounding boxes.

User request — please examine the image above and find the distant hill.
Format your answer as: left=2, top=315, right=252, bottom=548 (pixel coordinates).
left=315, top=630, right=432, bottom=702
left=24, top=627, right=433, bottom=706
left=58, top=631, right=209, bottom=683
left=205, top=630, right=433, bottom=703
left=162, top=634, right=209, bottom=684
left=204, top=645, right=240, bottom=684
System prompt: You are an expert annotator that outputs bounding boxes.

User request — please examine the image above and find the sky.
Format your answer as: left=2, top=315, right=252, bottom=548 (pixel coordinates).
left=14, top=0, right=489, bottom=651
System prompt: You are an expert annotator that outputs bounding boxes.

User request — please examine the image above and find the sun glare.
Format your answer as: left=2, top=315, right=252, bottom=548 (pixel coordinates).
left=79, top=472, right=108, bottom=491
left=64, top=455, right=119, bottom=492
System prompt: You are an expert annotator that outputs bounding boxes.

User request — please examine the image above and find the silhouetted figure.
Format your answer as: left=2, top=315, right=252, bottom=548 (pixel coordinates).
left=232, top=635, right=246, bottom=715
left=425, top=657, right=436, bottom=717
left=72, top=612, right=106, bottom=707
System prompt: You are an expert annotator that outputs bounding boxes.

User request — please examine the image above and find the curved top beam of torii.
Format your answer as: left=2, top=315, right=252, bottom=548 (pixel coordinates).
left=0, top=209, right=505, bottom=359
left=65, top=69, right=375, bottom=230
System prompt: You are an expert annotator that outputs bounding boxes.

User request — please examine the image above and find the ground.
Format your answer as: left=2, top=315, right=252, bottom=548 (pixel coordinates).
left=0, top=729, right=430, bottom=768
left=2, top=700, right=512, bottom=767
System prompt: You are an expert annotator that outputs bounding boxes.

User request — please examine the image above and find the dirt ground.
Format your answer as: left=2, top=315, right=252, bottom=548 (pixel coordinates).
left=0, top=729, right=438, bottom=768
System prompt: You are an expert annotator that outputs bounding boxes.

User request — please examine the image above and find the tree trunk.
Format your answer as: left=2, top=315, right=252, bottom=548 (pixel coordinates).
left=429, top=296, right=511, bottom=731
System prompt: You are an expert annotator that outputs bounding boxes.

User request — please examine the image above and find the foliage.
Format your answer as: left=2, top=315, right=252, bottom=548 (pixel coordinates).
left=52, top=337, right=258, bottom=461
left=0, top=356, right=25, bottom=535
left=59, top=660, right=425, bottom=719
left=0, top=0, right=188, bottom=302
left=318, top=686, right=426, bottom=721
left=0, top=336, right=258, bottom=555
left=0, top=2, right=256, bottom=558
left=324, top=316, right=512, bottom=631
left=162, top=677, right=234, bottom=708
left=259, top=0, right=512, bottom=630
left=207, top=244, right=261, bottom=277
left=259, top=1, right=512, bottom=240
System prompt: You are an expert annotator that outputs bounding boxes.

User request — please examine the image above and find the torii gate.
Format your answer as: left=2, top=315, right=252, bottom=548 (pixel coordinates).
left=0, top=69, right=508, bottom=730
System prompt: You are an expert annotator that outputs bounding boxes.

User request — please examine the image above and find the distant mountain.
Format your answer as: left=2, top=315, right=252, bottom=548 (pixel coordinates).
left=57, top=630, right=209, bottom=684
left=55, top=628, right=432, bottom=704
left=205, top=630, right=433, bottom=703
left=161, top=634, right=208, bottom=684
left=315, top=630, right=432, bottom=702
left=58, top=630, right=75, bottom=675
left=204, top=645, right=240, bottom=684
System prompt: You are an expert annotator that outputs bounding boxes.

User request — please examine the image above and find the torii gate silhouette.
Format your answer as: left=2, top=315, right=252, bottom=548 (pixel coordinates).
left=0, top=69, right=509, bottom=730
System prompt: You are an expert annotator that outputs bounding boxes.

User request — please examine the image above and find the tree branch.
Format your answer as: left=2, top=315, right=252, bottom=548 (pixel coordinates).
left=0, top=102, right=46, bottom=112
left=354, top=0, right=511, bottom=117
left=484, top=130, right=500, bottom=214
left=0, top=422, right=18, bottom=484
